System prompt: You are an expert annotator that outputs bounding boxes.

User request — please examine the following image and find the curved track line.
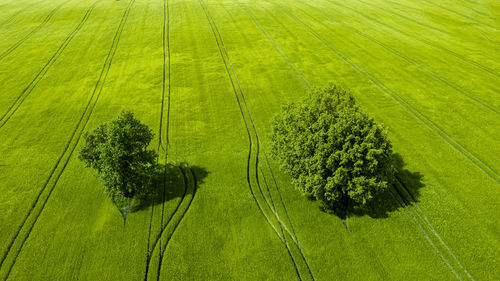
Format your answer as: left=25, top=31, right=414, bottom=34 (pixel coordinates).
left=143, top=0, right=179, bottom=278
left=297, top=2, right=499, bottom=114
left=200, top=2, right=320, bottom=280
left=0, top=4, right=97, bottom=129
left=143, top=161, right=188, bottom=281
left=0, top=2, right=65, bottom=61
left=155, top=164, right=197, bottom=281
left=240, top=6, right=318, bottom=279
left=0, top=1, right=136, bottom=278
left=223, top=4, right=317, bottom=279
left=155, top=0, right=172, bottom=274
left=244, top=6, right=478, bottom=279
left=275, top=4, right=500, bottom=184
left=198, top=0, right=284, bottom=243
left=198, top=1, right=308, bottom=280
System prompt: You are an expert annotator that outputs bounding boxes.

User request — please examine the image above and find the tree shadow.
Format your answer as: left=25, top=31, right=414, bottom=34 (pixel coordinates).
left=325, top=153, right=425, bottom=219
left=130, top=163, right=209, bottom=212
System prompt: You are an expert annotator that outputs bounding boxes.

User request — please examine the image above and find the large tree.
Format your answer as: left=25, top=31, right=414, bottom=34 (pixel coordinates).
left=78, top=111, right=157, bottom=199
left=271, top=84, right=395, bottom=216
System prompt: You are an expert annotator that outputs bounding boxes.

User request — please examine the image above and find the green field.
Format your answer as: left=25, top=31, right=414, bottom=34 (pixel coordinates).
left=0, top=0, right=499, bottom=280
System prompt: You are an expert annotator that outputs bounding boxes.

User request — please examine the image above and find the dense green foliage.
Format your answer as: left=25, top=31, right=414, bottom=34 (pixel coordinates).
left=272, top=84, right=394, bottom=213
left=0, top=0, right=498, bottom=280
left=78, top=111, right=157, bottom=198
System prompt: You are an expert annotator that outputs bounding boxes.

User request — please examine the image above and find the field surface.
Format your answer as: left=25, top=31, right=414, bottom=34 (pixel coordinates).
left=0, top=0, right=499, bottom=280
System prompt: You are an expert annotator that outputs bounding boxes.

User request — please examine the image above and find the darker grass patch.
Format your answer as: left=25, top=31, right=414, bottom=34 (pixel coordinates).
left=131, top=163, right=208, bottom=212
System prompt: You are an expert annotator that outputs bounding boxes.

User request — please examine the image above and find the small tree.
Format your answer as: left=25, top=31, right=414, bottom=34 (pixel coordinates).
left=78, top=111, right=157, bottom=199
left=271, top=84, right=395, bottom=217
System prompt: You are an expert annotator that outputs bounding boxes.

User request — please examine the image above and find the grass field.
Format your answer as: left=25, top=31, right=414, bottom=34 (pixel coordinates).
left=0, top=0, right=498, bottom=280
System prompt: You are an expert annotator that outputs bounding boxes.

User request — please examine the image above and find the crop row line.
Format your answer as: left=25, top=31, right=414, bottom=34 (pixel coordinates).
left=155, top=163, right=198, bottom=281
left=416, top=0, right=498, bottom=31
left=351, top=0, right=499, bottom=78
left=0, top=0, right=135, bottom=279
left=199, top=0, right=300, bottom=278
left=275, top=4, right=500, bottom=184
left=144, top=0, right=199, bottom=279
left=394, top=176, right=475, bottom=280
left=0, top=0, right=99, bottom=271
left=0, top=2, right=97, bottom=129
left=0, top=0, right=47, bottom=20
left=385, top=0, right=499, bottom=50
left=243, top=7, right=310, bottom=89
left=200, top=1, right=317, bottom=280
left=387, top=186, right=463, bottom=280
left=244, top=5, right=474, bottom=279
left=0, top=1, right=66, bottom=61
left=325, top=0, right=500, bottom=79
left=297, top=2, right=499, bottom=114
left=242, top=4, right=318, bottom=278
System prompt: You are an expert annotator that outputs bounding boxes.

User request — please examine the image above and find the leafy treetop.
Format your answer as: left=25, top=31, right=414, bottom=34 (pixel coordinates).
left=78, top=111, right=157, bottom=198
left=271, top=84, right=395, bottom=216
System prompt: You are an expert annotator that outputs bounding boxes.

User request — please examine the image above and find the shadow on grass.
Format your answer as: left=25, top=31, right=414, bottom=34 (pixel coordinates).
left=130, top=163, right=208, bottom=213
left=319, top=153, right=424, bottom=219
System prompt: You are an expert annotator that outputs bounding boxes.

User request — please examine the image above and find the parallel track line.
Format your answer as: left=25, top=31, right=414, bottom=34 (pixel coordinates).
left=0, top=2, right=65, bottom=61
left=0, top=3, right=97, bottom=129
left=276, top=4, right=500, bottom=184
left=0, top=1, right=136, bottom=278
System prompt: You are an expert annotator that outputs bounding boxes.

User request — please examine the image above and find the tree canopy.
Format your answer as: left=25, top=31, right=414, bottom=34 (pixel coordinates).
left=78, top=111, right=157, bottom=198
left=271, top=84, right=395, bottom=216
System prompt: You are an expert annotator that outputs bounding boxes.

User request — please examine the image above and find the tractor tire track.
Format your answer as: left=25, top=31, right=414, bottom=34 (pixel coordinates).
left=0, top=1, right=136, bottom=279
left=0, top=3, right=97, bottom=129
left=223, top=3, right=316, bottom=279
left=381, top=0, right=499, bottom=49
left=0, top=0, right=98, bottom=268
left=0, top=2, right=65, bottom=61
left=394, top=176, right=475, bottom=280
left=324, top=0, right=496, bottom=73
left=155, top=0, right=172, bottom=273
left=217, top=4, right=303, bottom=247
left=250, top=3, right=477, bottom=279
left=200, top=2, right=317, bottom=280
left=143, top=0, right=185, bottom=279
left=297, top=2, right=499, bottom=114
left=243, top=6, right=477, bottom=280
left=387, top=186, right=464, bottom=280
left=417, top=0, right=498, bottom=31
left=199, top=0, right=304, bottom=279
left=474, top=27, right=500, bottom=45
left=0, top=0, right=50, bottom=28
left=198, top=0, right=284, bottom=243
left=154, top=163, right=197, bottom=281
left=242, top=6, right=318, bottom=279
left=243, top=7, right=310, bottom=89
left=352, top=0, right=500, bottom=78
left=144, top=162, right=188, bottom=281
left=275, top=4, right=500, bottom=184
